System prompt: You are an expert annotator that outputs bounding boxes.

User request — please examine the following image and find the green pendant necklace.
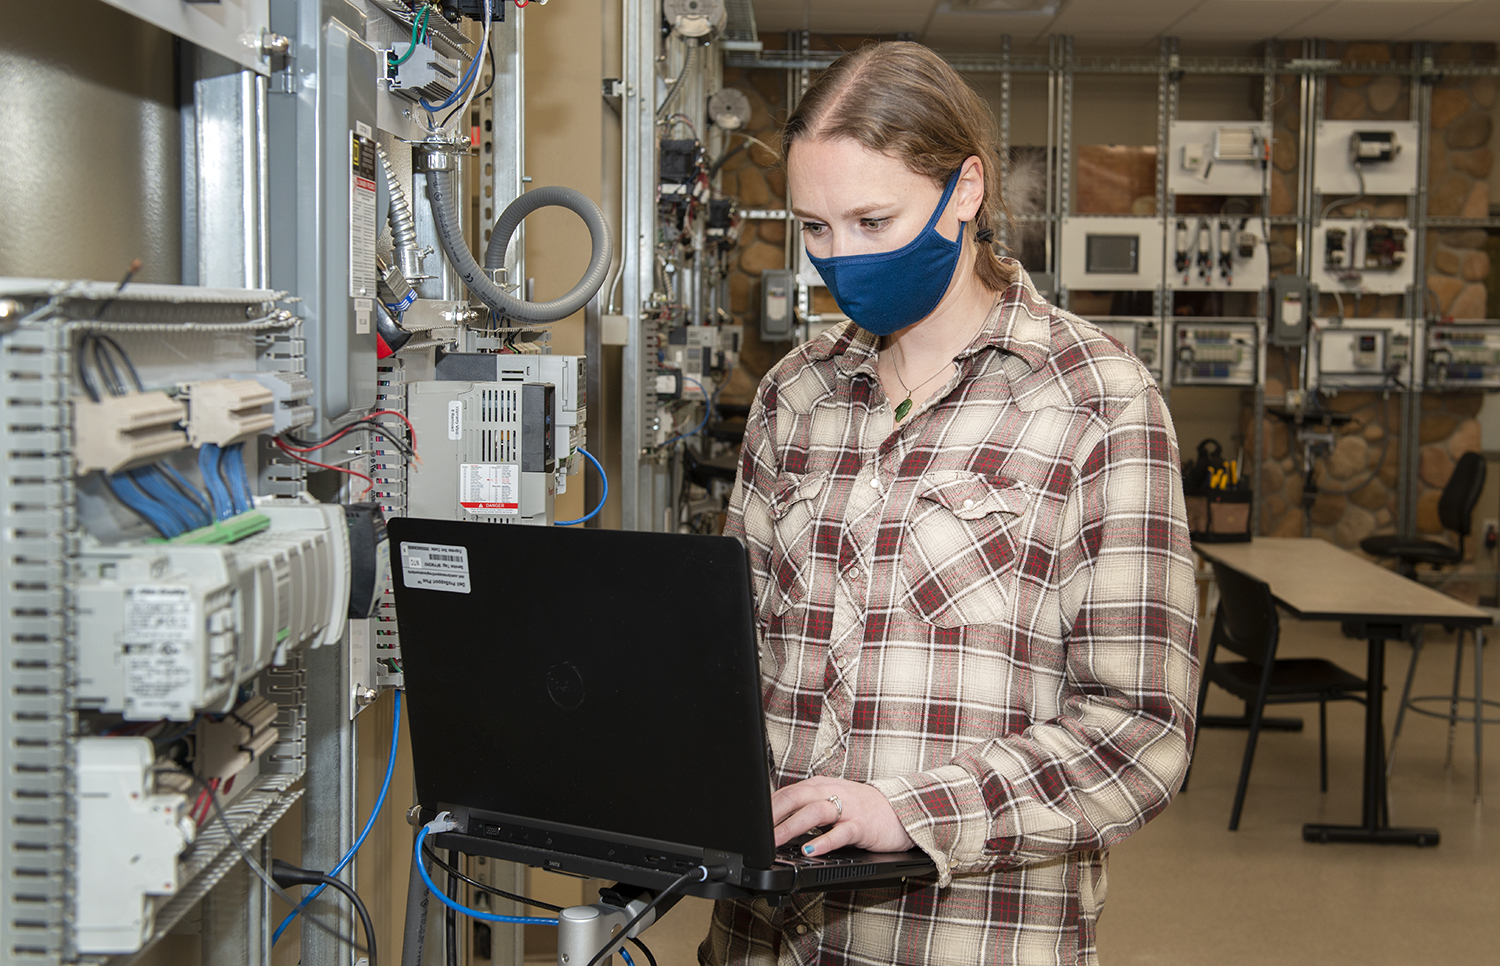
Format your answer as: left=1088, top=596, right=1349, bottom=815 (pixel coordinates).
left=889, top=353, right=955, bottom=422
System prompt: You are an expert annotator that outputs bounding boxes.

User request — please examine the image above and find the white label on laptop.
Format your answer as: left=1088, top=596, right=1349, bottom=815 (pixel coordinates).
left=401, top=542, right=471, bottom=594
left=459, top=463, right=519, bottom=515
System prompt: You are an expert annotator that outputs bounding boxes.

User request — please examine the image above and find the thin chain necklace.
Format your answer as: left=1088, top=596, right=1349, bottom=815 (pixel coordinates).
left=887, top=346, right=955, bottom=422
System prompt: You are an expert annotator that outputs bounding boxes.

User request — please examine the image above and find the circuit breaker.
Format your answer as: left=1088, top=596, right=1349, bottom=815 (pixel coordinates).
left=407, top=380, right=556, bottom=525
left=1314, top=219, right=1413, bottom=295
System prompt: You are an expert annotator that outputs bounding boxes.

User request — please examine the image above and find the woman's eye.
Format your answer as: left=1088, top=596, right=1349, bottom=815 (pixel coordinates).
left=800, top=222, right=827, bottom=236
left=860, top=218, right=890, bottom=231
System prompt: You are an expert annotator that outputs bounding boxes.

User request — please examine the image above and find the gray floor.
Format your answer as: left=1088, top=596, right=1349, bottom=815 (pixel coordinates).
left=593, top=619, right=1500, bottom=965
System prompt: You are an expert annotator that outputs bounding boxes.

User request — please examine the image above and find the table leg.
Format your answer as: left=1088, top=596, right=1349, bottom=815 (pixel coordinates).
left=1303, top=631, right=1441, bottom=847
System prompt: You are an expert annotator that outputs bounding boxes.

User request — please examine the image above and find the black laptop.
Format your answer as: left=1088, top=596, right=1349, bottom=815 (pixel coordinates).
left=388, top=517, right=935, bottom=900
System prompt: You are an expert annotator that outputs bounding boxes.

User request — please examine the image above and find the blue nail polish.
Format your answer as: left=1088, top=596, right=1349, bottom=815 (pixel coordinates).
left=803, top=844, right=815, bottom=855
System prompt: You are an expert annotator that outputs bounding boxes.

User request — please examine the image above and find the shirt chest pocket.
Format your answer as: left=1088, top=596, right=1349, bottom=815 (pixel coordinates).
left=764, top=471, right=828, bottom=617
left=899, top=472, right=1028, bottom=628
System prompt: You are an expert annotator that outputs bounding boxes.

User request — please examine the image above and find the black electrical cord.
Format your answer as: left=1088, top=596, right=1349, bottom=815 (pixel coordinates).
left=446, top=849, right=459, bottom=966
left=272, top=860, right=378, bottom=966
left=283, top=419, right=415, bottom=463
left=422, top=844, right=564, bottom=912
left=628, top=937, right=659, bottom=966
left=581, top=866, right=713, bottom=966
left=171, top=771, right=370, bottom=955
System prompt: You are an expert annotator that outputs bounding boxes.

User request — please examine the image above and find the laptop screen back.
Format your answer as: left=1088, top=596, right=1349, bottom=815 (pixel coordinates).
left=389, top=518, right=776, bottom=869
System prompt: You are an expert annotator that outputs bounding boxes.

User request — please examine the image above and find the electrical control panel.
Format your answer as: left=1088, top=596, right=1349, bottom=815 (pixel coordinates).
left=1314, top=120, right=1420, bottom=196
left=1314, top=219, right=1413, bottom=295
left=1060, top=217, right=1165, bottom=291
left=1173, top=321, right=1258, bottom=386
left=1168, top=121, right=1272, bottom=196
left=1167, top=216, right=1269, bottom=292
left=433, top=353, right=587, bottom=484
left=1312, top=321, right=1413, bottom=390
left=1427, top=324, right=1500, bottom=389
left=1087, top=317, right=1164, bottom=380
left=407, top=380, right=557, bottom=525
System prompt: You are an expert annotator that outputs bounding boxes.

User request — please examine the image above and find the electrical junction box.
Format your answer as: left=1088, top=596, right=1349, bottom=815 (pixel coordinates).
left=73, top=737, right=194, bottom=955
left=1168, top=121, right=1271, bottom=196
left=1314, top=219, right=1413, bottom=295
left=407, top=380, right=556, bottom=525
left=1086, top=317, right=1163, bottom=380
left=1427, top=324, right=1500, bottom=390
left=1313, top=323, right=1410, bottom=390
left=1060, top=217, right=1164, bottom=292
left=1271, top=274, right=1312, bottom=347
left=1314, top=120, right=1419, bottom=196
left=74, top=501, right=351, bottom=720
left=1173, top=321, right=1258, bottom=386
left=761, top=270, right=796, bottom=341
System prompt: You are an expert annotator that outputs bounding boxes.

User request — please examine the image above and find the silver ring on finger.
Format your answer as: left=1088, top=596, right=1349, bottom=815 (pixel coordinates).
left=827, top=794, right=842, bottom=820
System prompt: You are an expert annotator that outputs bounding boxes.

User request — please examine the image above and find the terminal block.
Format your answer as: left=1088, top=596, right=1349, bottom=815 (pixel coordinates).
left=180, top=378, right=275, bottom=446
left=233, top=371, right=315, bottom=434
left=196, top=694, right=279, bottom=784
left=75, top=390, right=188, bottom=475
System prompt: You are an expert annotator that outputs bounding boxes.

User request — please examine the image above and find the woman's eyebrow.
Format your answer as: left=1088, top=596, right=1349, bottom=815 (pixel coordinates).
left=791, top=201, right=896, bottom=220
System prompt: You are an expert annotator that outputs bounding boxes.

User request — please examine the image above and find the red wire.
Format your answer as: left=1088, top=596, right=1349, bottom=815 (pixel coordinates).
left=273, top=439, right=375, bottom=498
left=274, top=426, right=365, bottom=454
left=366, top=409, right=418, bottom=446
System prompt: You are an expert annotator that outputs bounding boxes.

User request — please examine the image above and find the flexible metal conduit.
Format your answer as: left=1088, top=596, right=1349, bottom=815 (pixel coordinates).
left=426, top=158, right=612, bottom=323
left=378, top=145, right=422, bottom=281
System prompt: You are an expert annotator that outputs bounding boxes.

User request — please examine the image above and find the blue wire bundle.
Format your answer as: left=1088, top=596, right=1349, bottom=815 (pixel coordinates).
left=199, top=444, right=237, bottom=521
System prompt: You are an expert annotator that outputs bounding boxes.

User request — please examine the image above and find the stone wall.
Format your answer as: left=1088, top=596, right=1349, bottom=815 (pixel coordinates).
left=1251, top=43, right=1497, bottom=576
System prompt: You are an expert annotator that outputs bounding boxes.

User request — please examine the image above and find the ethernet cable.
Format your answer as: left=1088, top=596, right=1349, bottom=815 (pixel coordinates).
left=554, top=448, right=606, bottom=526
left=271, top=689, right=403, bottom=945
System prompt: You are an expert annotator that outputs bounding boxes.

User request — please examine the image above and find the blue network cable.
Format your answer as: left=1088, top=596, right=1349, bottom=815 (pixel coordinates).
left=199, top=444, right=235, bottom=520
left=414, top=823, right=559, bottom=926
left=271, top=689, right=404, bottom=946
left=621, top=950, right=636, bottom=966
left=223, top=443, right=254, bottom=513
left=660, top=376, right=711, bottom=448
left=103, top=472, right=180, bottom=537
left=554, top=448, right=607, bottom=526
left=159, top=463, right=215, bottom=525
left=128, top=467, right=199, bottom=533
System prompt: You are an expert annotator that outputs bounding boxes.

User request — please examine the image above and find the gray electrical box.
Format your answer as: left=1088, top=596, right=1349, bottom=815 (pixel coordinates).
left=407, top=381, right=556, bottom=526
left=1271, top=274, right=1313, bottom=347
left=268, top=0, right=380, bottom=429
left=760, top=269, right=795, bottom=341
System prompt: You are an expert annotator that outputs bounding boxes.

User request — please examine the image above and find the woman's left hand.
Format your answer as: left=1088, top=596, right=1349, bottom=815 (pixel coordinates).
left=771, top=776, right=917, bottom=857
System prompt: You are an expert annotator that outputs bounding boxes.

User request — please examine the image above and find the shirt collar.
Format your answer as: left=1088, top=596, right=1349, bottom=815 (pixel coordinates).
left=823, top=258, right=1053, bottom=377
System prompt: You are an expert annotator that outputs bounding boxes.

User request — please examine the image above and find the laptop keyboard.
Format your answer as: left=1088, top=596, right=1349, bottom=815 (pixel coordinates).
left=774, top=832, right=864, bottom=867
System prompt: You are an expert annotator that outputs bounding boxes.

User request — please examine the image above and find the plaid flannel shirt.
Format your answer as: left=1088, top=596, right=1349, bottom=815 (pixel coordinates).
left=703, top=263, right=1199, bottom=966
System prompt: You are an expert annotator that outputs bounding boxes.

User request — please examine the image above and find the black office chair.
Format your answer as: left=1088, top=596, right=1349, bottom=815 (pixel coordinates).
left=1186, top=562, right=1367, bottom=830
left=1360, top=451, right=1486, bottom=579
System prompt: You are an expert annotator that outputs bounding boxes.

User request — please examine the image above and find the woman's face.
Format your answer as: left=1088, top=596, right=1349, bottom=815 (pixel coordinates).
left=787, top=137, right=983, bottom=261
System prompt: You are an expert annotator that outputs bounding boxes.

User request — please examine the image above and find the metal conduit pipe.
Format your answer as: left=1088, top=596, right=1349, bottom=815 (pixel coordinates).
left=425, top=154, right=612, bottom=323
left=378, top=145, right=422, bottom=281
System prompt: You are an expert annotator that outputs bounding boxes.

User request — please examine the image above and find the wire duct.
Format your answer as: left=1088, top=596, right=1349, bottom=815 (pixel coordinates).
left=427, top=165, right=612, bottom=323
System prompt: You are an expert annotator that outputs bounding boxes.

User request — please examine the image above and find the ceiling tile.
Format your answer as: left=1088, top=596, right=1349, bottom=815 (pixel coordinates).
left=1293, top=1, right=1469, bottom=38
left=751, top=0, right=935, bottom=34
left=1162, top=0, right=1340, bottom=37
left=1395, top=0, right=1500, bottom=38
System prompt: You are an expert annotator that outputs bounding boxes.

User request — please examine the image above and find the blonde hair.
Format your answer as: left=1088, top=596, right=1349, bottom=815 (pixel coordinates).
left=782, top=41, right=1013, bottom=293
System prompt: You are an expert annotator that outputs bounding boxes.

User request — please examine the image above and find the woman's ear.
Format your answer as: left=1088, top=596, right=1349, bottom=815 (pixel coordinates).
left=953, top=155, right=985, bottom=223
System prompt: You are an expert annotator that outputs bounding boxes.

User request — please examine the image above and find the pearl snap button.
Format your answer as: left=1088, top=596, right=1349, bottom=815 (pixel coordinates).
left=869, top=477, right=880, bottom=489
left=795, top=925, right=809, bottom=935
left=963, top=499, right=975, bottom=509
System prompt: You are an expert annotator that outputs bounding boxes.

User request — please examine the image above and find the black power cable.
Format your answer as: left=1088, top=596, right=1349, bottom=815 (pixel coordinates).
left=581, top=866, right=718, bottom=966
left=446, top=849, right=460, bottom=966
left=273, top=860, right=378, bottom=966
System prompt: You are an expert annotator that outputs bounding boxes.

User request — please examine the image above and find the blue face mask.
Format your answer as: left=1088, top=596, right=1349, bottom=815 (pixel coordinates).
left=806, top=169, right=965, bottom=337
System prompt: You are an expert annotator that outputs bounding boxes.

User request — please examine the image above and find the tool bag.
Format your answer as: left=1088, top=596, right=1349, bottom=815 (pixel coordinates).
left=1181, top=438, right=1252, bottom=543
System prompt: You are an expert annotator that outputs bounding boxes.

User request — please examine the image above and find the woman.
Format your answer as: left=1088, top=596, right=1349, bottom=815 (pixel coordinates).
left=704, top=42, right=1199, bottom=966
